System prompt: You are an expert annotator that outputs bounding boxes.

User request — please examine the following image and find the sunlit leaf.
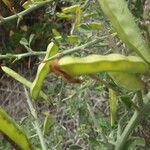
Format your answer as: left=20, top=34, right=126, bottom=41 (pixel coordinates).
left=0, top=107, right=38, bottom=150
left=62, top=5, right=80, bottom=14
left=56, top=12, right=73, bottom=19
left=80, top=22, right=102, bottom=30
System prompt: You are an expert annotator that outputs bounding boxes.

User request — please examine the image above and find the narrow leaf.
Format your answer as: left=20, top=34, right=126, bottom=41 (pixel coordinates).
left=0, top=107, right=38, bottom=150
left=109, top=89, right=117, bottom=127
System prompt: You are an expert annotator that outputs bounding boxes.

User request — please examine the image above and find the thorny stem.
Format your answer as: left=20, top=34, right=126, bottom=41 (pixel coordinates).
left=0, top=0, right=53, bottom=25
left=24, top=87, right=47, bottom=150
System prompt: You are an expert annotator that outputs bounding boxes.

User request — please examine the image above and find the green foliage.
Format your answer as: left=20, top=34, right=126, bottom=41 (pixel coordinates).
left=30, top=42, right=58, bottom=100
left=0, top=107, right=37, bottom=150
left=0, top=0, right=150, bottom=149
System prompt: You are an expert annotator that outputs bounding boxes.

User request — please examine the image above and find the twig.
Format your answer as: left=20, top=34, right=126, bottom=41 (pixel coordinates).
left=0, top=51, right=46, bottom=60
left=43, top=36, right=108, bottom=63
left=0, top=37, right=108, bottom=61
left=0, top=0, right=53, bottom=25
left=24, top=87, right=47, bottom=150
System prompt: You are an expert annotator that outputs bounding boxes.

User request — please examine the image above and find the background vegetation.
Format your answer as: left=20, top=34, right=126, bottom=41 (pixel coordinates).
left=0, top=0, right=150, bottom=149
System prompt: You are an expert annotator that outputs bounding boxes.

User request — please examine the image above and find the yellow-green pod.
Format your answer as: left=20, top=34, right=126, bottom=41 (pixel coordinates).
left=58, top=54, right=149, bottom=76
left=31, top=42, right=58, bottom=100
left=0, top=107, right=37, bottom=150
left=108, top=72, right=144, bottom=91
left=98, top=0, right=150, bottom=63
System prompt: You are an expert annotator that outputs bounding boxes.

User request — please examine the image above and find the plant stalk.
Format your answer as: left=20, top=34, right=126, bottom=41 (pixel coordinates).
left=0, top=0, right=53, bottom=25
left=115, top=110, right=140, bottom=150
left=24, top=87, right=47, bottom=150
left=43, top=36, right=108, bottom=62
left=115, top=92, right=143, bottom=150
left=0, top=51, right=46, bottom=60
left=0, top=37, right=107, bottom=61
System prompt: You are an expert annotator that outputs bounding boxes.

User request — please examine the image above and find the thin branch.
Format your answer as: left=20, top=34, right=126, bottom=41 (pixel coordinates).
left=0, top=0, right=53, bottom=25
left=0, top=51, right=46, bottom=60
left=0, top=36, right=108, bottom=61
left=43, top=36, right=108, bottom=63
left=24, top=87, right=47, bottom=150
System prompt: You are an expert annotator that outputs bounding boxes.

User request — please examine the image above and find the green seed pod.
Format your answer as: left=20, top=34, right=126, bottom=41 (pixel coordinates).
left=108, top=72, right=144, bottom=91
left=31, top=42, right=58, bottom=100
left=58, top=54, right=149, bottom=76
left=98, top=0, right=150, bottom=63
left=0, top=107, right=37, bottom=150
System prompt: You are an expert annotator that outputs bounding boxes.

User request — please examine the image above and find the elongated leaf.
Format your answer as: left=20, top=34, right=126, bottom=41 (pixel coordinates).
left=1, top=66, right=48, bottom=101
left=80, top=22, right=102, bottom=30
left=43, top=113, right=55, bottom=136
left=0, top=107, right=38, bottom=150
left=109, top=89, right=117, bottom=126
left=62, top=5, right=80, bottom=14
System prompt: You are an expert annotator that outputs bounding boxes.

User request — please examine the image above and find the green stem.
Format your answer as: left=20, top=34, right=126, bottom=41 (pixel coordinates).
left=115, top=92, right=143, bottom=150
left=0, top=0, right=53, bottom=25
left=0, top=51, right=46, bottom=60
left=0, top=36, right=107, bottom=61
left=43, top=36, right=108, bottom=62
left=115, top=110, right=140, bottom=150
left=24, top=87, right=47, bottom=150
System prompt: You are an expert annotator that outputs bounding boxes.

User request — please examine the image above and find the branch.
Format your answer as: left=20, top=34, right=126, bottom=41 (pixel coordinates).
left=24, top=87, right=47, bottom=150
left=43, top=36, right=108, bottom=63
left=0, top=0, right=53, bottom=25
left=0, top=36, right=108, bottom=61
left=0, top=51, right=46, bottom=60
